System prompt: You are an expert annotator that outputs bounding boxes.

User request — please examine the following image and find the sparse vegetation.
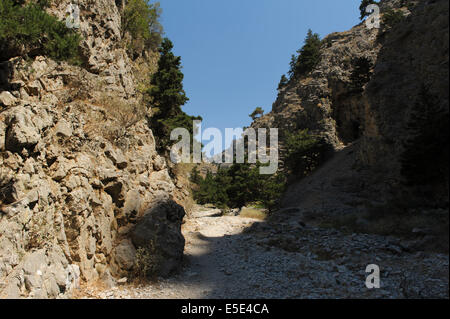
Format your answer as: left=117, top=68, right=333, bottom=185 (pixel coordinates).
left=189, top=166, right=203, bottom=185
left=239, top=207, right=267, bottom=220
left=134, top=244, right=161, bottom=280
left=284, top=129, right=329, bottom=178
left=121, top=0, right=163, bottom=57
left=0, top=0, right=82, bottom=63
left=26, top=209, right=54, bottom=250
left=319, top=198, right=449, bottom=253
left=249, top=107, right=264, bottom=120
left=382, top=8, right=406, bottom=29
left=350, top=57, right=373, bottom=93
left=82, top=93, right=147, bottom=150
left=192, top=163, right=286, bottom=212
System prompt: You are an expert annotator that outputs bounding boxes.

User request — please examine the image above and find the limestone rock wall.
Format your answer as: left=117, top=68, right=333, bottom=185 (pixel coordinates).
left=0, top=0, right=188, bottom=298
left=252, top=0, right=448, bottom=203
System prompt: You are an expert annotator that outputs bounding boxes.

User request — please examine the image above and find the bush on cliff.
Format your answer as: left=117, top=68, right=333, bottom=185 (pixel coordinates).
left=0, top=0, right=82, bottom=63
left=350, top=57, right=373, bottom=93
left=288, top=29, right=322, bottom=79
left=249, top=107, right=264, bottom=120
left=122, top=0, right=163, bottom=56
left=382, top=8, right=405, bottom=29
left=285, top=129, right=329, bottom=178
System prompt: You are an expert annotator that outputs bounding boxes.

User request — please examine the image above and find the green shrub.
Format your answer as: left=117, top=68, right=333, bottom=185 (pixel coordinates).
left=134, top=245, right=161, bottom=279
left=189, top=166, right=202, bottom=185
left=192, top=131, right=329, bottom=211
left=382, top=8, right=405, bottom=28
left=258, top=171, right=286, bottom=211
left=249, top=107, right=264, bottom=120
left=285, top=129, right=329, bottom=177
left=192, top=163, right=286, bottom=212
left=122, top=0, right=163, bottom=56
left=194, top=170, right=231, bottom=208
left=0, top=0, right=82, bottom=63
left=350, top=57, right=373, bottom=93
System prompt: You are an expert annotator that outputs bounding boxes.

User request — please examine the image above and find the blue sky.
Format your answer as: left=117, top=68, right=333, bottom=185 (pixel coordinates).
left=157, top=0, right=361, bottom=153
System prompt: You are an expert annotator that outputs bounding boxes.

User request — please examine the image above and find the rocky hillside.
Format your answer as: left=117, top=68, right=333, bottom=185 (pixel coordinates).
left=0, top=0, right=189, bottom=298
left=253, top=0, right=448, bottom=208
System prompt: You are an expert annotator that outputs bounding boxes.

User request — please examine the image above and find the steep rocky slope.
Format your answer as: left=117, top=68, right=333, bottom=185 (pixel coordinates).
left=253, top=0, right=448, bottom=209
left=85, top=0, right=448, bottom=300
left=0, top=0, right=189, bottom=298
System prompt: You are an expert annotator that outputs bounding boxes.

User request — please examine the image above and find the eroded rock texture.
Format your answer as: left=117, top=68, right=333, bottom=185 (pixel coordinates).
left=252, top=0, right=449, bottom=206
left=0, top=0, right=189, bottom=298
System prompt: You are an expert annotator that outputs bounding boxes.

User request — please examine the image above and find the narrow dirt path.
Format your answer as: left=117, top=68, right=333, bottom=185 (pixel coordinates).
left=84, top=205, right=448, bottom=299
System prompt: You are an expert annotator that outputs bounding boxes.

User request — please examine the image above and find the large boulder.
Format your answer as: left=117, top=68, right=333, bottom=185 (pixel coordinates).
left=4, top=106, right=41, bottom=152
left=0, top=91, right=17, bottom=107
left=131, top=200, right=186, bottom=277
left=114, top=239, right=136, bottom=271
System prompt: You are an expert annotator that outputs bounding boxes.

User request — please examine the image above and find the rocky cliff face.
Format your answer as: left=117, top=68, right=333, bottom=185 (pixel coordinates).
left=253, top=0, right=448, bottom=205
left=0, top=0, right=189, bottom=298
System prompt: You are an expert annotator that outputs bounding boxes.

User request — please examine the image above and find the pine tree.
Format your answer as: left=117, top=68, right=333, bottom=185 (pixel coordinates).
left=259, top=172, right=286, bottom=212
left=400, top=85, right=449, bottom=187
left=190, top=166, right=202, bottom=185
left=288, top=54, right=298, bottom=79
left=285, top=129, right=328, bottom=177
left=278, top=74, right=289, bottom=90
left=148, top=38, right=201, bottom=149
left=150, top=38, right=188, bottom=118
left=289, top=29, right=322, bottom=79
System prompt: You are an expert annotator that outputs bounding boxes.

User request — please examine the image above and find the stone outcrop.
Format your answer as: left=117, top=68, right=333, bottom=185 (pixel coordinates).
left=131, top=200, right=186, bottom=278
left=252, top=0, right=448, bottom=205
left=0, top=0, right=189, bottom=298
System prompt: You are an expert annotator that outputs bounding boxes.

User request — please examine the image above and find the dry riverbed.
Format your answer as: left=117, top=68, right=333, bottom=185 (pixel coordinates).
left=79, top=205, right=449, bottom=299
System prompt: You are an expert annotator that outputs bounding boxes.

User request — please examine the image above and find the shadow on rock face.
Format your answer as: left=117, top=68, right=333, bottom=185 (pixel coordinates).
left=131, top=199, right=186, bottom=278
